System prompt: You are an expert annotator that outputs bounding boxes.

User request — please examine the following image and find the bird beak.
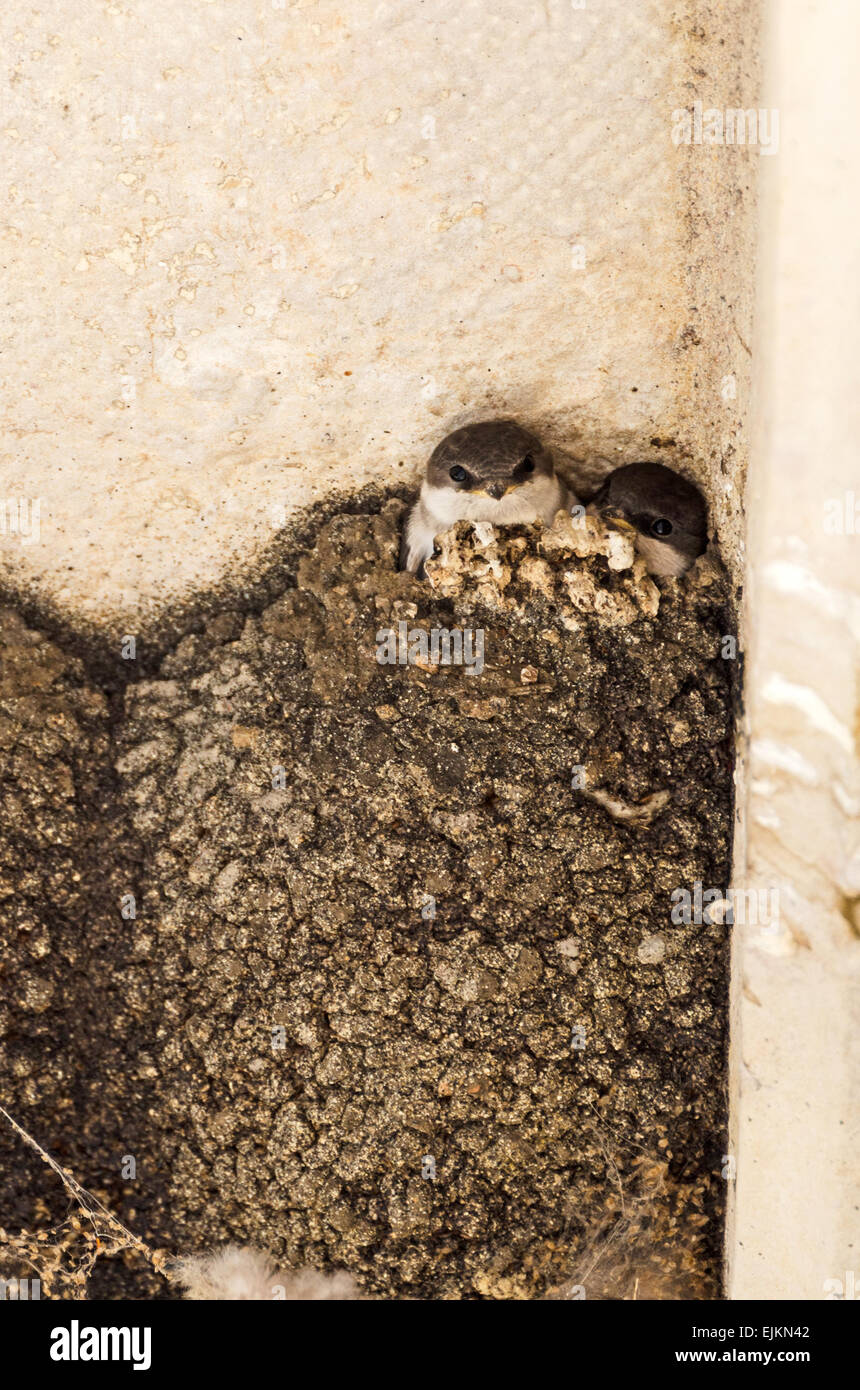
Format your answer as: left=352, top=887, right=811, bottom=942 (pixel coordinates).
left=484, top=480, right=509, bottom=501
left=598, top=504, right=637, bottom=535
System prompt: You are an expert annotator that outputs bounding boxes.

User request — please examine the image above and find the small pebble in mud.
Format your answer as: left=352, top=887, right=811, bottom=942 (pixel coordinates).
left=637, top=934, right=668, bottom=965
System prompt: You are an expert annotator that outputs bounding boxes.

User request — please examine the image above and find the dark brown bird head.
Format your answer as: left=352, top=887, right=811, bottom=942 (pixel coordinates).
left=587, top=461, right=707, bottom=576
left=426, top=420, right=555, bottom=500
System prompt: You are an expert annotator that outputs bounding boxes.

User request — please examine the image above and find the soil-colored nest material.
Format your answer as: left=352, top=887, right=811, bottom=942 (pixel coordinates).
left=0, top=500, right=735, bottom=1300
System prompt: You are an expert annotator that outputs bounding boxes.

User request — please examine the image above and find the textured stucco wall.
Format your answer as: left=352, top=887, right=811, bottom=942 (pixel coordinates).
left=0, top=0, right=754, bottom=632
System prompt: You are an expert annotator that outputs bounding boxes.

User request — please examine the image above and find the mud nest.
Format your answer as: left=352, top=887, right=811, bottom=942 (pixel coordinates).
left=0, top=499, right=735, bottom=1299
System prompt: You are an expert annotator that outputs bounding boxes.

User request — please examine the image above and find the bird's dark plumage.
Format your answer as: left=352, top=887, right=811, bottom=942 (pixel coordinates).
left=586, top=461, right=707, bottom=575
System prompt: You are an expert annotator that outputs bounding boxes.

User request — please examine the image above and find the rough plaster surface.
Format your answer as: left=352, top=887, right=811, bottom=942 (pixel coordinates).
left=0, top=0, right=754, bottom=631
left=727, top=0, right=860, bottom=1301
left=0, top=506, right=734, bottom=1299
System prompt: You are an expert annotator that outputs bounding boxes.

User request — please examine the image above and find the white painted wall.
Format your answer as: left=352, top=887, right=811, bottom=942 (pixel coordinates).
left=728, top=0, right=860, bottom=1301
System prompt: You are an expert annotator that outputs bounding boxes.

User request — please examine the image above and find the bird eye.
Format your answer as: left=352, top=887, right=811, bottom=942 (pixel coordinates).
left=651, top=517, right=673, bottom=537
left=521, top=454, right=535, bottom=473
left=449, top=465, right=468, bottom=483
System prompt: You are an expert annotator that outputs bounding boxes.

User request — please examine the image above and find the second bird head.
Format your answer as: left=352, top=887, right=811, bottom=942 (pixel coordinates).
left=586, top=461, right=708, bottom=576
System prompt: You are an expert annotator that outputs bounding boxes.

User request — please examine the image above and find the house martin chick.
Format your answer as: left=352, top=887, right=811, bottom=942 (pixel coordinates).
left=400, top=420, right=574, bottom=577
left=586, top=461, right=707, bottom=576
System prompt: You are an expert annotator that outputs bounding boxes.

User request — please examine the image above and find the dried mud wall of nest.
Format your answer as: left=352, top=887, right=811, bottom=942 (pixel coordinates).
left=0, top=501, right=735, bottom=1299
